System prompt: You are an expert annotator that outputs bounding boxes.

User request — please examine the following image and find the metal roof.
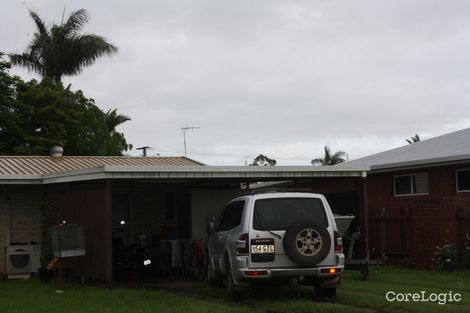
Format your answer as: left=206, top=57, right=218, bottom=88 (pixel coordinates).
left=347, top=127, right=470, bottom=171
left=0, top=156, right=203, bottom=175
left=0, top=156, right=368, bottom=184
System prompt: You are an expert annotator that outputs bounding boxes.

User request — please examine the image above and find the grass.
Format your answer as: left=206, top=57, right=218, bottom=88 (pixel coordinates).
left=338, top=267, right=470, bottom=313
left=1, top=266, right=470, bottom=313
left=0, top=279, right=258, bottom=313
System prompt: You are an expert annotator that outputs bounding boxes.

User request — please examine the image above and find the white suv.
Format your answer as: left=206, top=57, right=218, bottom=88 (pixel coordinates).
left=206, top=191, right=344, bottom=300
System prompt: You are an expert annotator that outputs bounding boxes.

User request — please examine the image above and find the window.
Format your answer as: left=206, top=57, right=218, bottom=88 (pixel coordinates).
left=218, top=201, right=245, bottom=231
left=394, top=173, right=428, bottom=196
left=457, top=169, right=470, bottom=192
left=253, top=197, right=328, bottom=231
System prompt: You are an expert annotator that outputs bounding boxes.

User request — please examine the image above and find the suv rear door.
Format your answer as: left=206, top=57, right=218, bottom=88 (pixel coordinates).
left=248, top=195, right=335, bottom=268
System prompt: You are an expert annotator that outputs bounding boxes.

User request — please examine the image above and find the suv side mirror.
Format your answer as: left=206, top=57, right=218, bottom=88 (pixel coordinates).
left=207, top=217, right=216, bottom=235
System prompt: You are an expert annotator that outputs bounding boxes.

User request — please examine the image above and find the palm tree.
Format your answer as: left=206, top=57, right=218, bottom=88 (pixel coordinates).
left=406, top=134, right=420, bottom=144
left=104, top=109, right=131, bottom=132
left=10, top=9, right=117, bottom=83
left=311, top=145, right=346, bottom=166
left=103, top=109, right=131, bottom=155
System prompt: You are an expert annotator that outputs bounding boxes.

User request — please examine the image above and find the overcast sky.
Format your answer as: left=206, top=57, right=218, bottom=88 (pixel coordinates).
left=2, top=0, right=470, bottom=164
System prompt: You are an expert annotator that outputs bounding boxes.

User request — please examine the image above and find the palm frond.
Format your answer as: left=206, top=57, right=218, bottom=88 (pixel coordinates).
left=311, top=158, right=325, bottom=166
left=29, top=10, right=48, bottom=36
left=68, top=34, right=118, bottom=75
left=406, top=134, right=420, bottom=144
left=105, top=109, right=131, bottom=131
left=62, top=9, right=89, bottom=36
left=9, top=53, right=44, bottom=75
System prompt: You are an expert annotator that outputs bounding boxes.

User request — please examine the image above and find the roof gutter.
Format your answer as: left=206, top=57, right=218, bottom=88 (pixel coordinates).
left=1, top=165, right=369, bottom=184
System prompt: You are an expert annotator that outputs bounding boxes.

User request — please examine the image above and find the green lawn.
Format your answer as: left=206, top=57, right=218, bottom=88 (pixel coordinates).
left=0, top=279, right=258, bottom=313
left=1, top=267, right=469, bottom=313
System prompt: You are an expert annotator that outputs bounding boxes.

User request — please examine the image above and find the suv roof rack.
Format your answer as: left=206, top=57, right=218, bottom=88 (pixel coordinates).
left=238, top=188, right=312, bottom=196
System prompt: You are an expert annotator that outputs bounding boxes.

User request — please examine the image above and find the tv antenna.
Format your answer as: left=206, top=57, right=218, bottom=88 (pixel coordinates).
left=136, top=146, right=151, bottom=157
left=181, top=126, right=200, bottom=157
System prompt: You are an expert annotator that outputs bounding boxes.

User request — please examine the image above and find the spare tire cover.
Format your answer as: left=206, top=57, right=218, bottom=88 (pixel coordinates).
left=283, top=220, right=331, bottom=266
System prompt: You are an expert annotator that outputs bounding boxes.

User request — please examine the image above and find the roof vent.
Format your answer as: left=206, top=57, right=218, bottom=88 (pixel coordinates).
left=49, top=146, right=64, bottom=157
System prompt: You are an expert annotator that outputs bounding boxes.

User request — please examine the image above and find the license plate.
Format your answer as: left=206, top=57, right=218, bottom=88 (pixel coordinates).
left=251, top=244, right=275, bottom=254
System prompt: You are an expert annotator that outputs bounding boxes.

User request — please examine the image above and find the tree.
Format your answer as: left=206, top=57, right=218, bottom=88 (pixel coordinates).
left=10, top=9, right=117, bottom=83
left=0, top=53, right=25, bottom=154
left=0, top=54, right=130, bottom=156
left=251, top=154, right=277, bottom=166
left=311, top=146, right=346, bottom=166
left=103, top=109, right=132, bottom=155
left=406, top=134, right=420, bottom=144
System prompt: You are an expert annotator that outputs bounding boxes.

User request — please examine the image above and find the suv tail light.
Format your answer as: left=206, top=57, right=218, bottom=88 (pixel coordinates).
left=236, top=233, right=249, bottom=254
left=334, top=230, right=343, bottom=253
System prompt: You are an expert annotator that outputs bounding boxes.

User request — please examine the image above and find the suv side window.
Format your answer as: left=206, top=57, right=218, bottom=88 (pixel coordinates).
left=218, top=200, right=245, bottom=231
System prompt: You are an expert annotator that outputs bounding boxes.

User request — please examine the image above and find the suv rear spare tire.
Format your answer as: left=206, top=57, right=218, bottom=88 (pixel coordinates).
left=283, top=221, right=331, bottom=266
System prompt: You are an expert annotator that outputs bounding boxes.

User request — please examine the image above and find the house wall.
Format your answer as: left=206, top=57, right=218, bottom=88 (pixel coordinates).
left=46, top=181, right=112, bottom=282
left=191, top=189, right=239, bottom=240
left=296, top=177, right=359, bottom=194
left=0, top=185, right=43, bottom=275
left=367, top=163, right=470, bottom=267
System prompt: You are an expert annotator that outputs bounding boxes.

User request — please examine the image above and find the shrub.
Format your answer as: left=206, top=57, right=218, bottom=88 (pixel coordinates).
left=432, top=240, right=459, bottom=271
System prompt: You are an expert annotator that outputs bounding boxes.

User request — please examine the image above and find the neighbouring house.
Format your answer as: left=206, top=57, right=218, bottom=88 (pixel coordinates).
left=0, top=153, right=367, bottom=282
left=346, top=128, right=470, bottom=267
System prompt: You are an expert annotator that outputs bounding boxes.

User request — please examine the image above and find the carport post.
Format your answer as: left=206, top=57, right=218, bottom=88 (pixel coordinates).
left=104, top=180, right=113, bottom=283
left=357, top=176, right=369, bottom=260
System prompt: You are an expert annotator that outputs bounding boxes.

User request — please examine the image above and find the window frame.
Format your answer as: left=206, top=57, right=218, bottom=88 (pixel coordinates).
left=393, top=172, right=429, bottom=196
left=456, top=168, right=470, bottom=192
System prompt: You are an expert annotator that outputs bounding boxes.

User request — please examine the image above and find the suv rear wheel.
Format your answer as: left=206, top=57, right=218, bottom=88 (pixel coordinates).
left=206, top=262, right=223, bottom=287
left=225, top=260, right=244, bottom=301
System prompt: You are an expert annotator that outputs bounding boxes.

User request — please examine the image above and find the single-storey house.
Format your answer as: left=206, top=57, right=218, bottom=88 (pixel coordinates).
left=0, top=154, right=368, bottom=282
left=347, top=128, right=470, bottom=266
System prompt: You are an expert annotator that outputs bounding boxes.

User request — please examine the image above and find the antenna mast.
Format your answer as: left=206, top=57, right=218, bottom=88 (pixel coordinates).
left=136, top=146, right=151, bottom=157
left=181, top=126, right=200, bottom=157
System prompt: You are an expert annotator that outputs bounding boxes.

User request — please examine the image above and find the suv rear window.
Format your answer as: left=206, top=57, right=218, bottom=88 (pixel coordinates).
left=253, top=197, right=328, bottom=230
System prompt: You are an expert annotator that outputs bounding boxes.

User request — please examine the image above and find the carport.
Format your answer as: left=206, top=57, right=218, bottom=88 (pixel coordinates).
left=42, top=164, right=369, bottom=282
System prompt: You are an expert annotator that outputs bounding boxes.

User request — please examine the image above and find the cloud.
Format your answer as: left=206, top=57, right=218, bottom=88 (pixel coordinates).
left=3, top=0, right=470, bottom=164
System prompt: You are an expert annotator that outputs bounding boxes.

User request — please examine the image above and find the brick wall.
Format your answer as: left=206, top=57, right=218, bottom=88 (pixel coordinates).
left=367, top=163, right=470, bottom=267
left=0, top=185, right=43, bottom=275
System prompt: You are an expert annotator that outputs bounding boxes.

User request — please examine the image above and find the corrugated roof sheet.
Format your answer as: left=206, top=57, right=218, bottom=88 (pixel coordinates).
left=347, top=127, right=470, bottom=170
left=0, top=156, right=203, bottom=175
